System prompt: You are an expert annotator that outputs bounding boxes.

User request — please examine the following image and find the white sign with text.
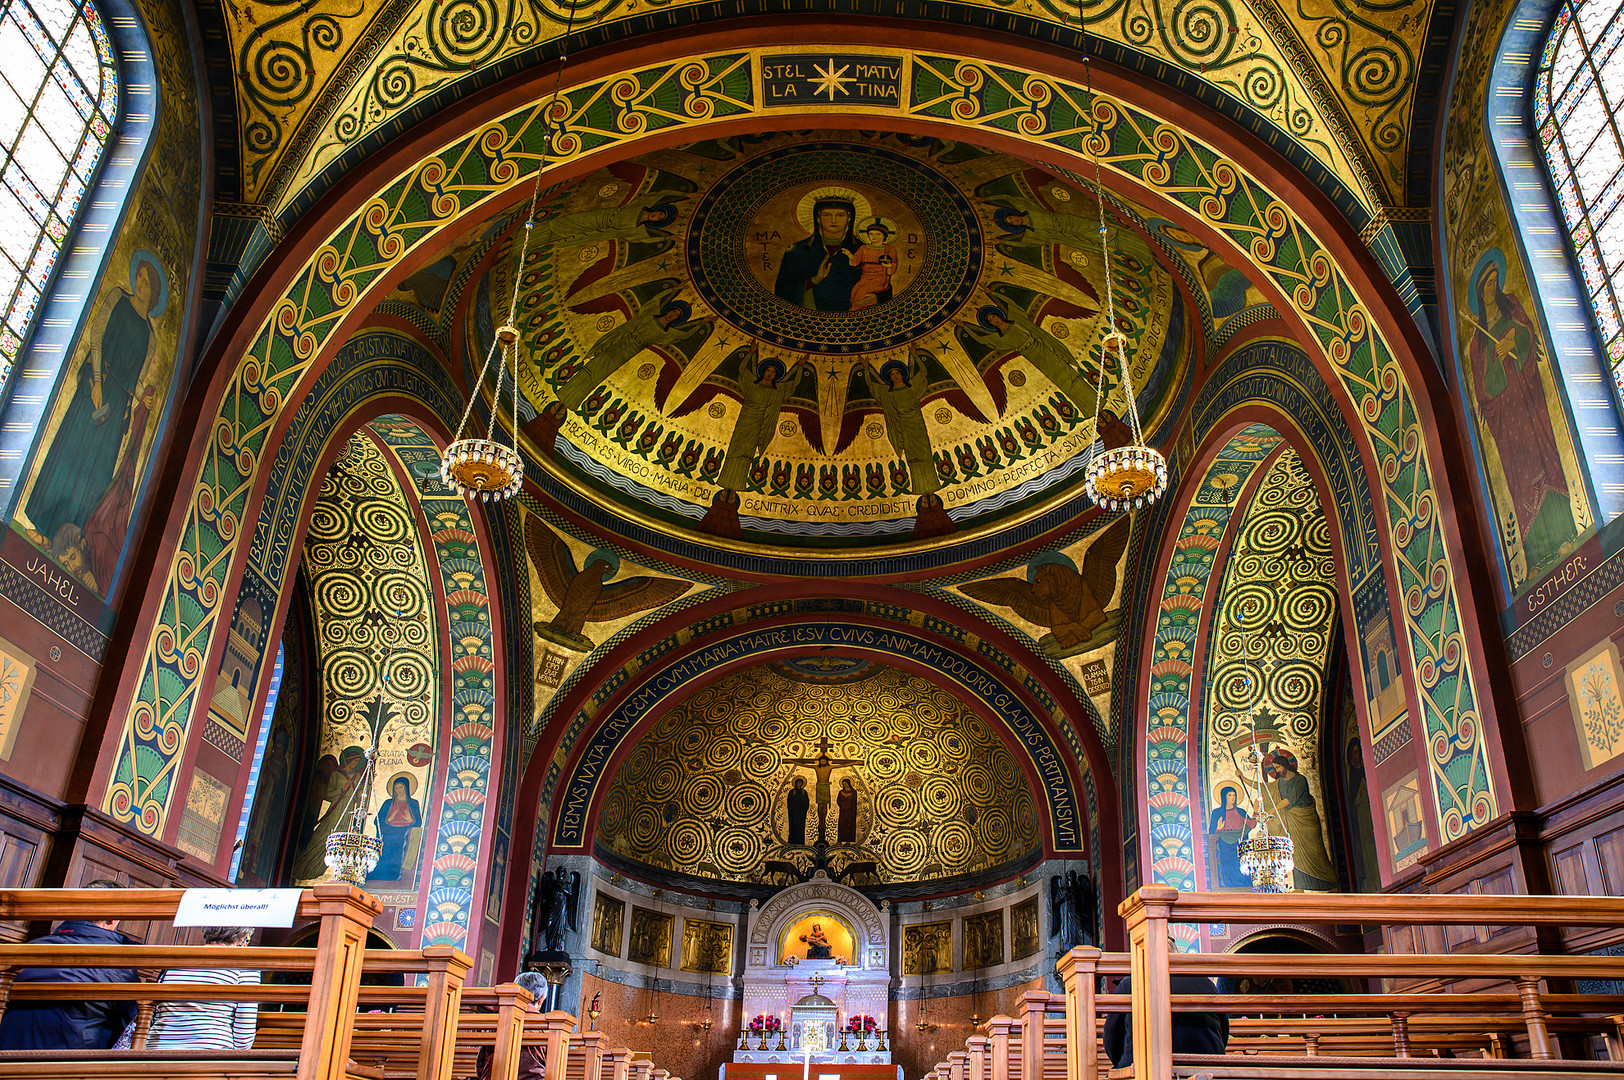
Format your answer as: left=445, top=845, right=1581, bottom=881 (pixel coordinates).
left=174, top=888, right=303, bottom=927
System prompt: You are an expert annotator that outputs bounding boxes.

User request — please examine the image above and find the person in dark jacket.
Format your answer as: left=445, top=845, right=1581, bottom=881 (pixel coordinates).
left=0, top=879, right=137, bottom=1050
left=473, top=971, right=549, bottom=1080
left=1102, top=972, right=1230, bottom=1068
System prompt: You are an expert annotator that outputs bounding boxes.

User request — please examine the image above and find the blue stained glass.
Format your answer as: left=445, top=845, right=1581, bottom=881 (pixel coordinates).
left=1598, top=292, right=1622, bottom=339
left=0, top=0, right=116, bottom=373
left=1538, top=0, right=1624, bottom=408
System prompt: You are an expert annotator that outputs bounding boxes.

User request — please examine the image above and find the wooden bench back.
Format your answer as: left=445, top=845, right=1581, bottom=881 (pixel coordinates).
left=0, top=885, right=380, bottom=1080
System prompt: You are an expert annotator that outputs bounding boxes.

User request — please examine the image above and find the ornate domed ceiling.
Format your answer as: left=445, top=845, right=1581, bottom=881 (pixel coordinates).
left=464, top=130, right=1199, bottom=553
left=595, top=657, right=1042, bottom=893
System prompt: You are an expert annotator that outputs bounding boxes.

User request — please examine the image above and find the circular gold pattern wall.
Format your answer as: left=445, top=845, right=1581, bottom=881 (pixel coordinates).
left=596, top=661, right=1040, bottom=888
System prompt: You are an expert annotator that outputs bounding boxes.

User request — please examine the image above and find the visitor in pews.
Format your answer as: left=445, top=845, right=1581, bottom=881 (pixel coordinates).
left=474, top=970, right=549, bottom=1080
left=147, top=925, right=261, bottom=1050
left=0, top=878, right=138, bottom=1050
left=1102, top=962, right=1230, bottom=1067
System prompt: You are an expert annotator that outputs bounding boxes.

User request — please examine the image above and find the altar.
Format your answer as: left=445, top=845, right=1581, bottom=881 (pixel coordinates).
left=722, top=876, right=895, bottom=1078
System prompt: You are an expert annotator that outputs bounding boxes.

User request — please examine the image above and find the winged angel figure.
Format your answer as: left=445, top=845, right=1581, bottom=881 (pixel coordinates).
left=961, top=515, right=1132, bottom=656
left=524, top=514, right=692, bottom=652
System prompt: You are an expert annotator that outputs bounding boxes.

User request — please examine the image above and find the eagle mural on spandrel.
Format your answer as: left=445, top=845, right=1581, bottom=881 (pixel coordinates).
left=523, top=514, right=692, bottom=653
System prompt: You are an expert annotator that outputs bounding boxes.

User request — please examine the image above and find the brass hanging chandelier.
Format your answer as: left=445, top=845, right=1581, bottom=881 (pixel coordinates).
left=440, top=0, right=579, bottom=501
left=1079, top=59, right=1168, bottom=513
left=440, top=239, right=527, bottom=500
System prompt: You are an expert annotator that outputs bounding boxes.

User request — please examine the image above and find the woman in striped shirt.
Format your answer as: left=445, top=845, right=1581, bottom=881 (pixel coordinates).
left=148, top=925, right=259, bottom=1050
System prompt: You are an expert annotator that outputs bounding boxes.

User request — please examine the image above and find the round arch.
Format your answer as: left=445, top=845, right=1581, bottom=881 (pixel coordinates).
left=96, top=24, right=1503, bottom=871
left=143, top=328, right=513, bottom=955
left=496, top=581, right=1122, bottom=968
left=1130, top=333, right=1490, bottom=897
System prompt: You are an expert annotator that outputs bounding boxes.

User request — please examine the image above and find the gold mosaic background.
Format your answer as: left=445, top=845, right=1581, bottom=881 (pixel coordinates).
left=596, top=660, right=1041, bottom=884
left=220, top=2, right=1436, bottom=217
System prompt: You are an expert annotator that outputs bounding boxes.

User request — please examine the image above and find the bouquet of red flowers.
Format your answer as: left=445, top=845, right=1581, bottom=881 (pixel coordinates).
left=846, top=1014, right=877, bottom=1033
left=748, top=1014, right=783, bottom=1033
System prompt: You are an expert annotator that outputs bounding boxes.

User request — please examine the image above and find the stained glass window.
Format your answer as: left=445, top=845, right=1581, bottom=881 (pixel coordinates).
left=0, top=0, right=117, bottom=375
left=1537, top=0, right=1624, bottom=387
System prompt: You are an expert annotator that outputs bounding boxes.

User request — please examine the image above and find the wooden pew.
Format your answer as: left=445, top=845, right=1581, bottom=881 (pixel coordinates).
left=1107, top=889, right=1624, bottom=1080
left=603, top=1044, right=636, bottom=1080
left=0, top=885, right=380, bottom=1080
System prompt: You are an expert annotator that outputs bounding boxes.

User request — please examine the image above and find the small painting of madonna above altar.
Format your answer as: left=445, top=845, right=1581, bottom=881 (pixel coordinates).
left=780, top=913, right=856, bottom=965
left=732, top=877, right=894, bottom=1073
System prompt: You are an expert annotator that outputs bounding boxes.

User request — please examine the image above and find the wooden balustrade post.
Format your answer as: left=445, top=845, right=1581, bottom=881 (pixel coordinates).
left=1056, top=947, right=1100, bottom=1080
left=1019, top=991, right=1049, bottom=1080
left=415, top=944, right=472, bottom=1080
left=542, top=1010, right=578, bottom=1076
left=490, top=983, right=534, bottom=1080
left=297, top=883, right=383, bottom=1080
left=605, top=1046, right=635, bottom=1080
left=1118, top=885, right=1178, bottom=1080
left=1390, top=1012, right=1411, bottom=1059
left=133, top=999, right=154, bottom=1050
left=987, top=1015, right=1017, bottom=1080
left=1302, top=1033, right=1318, bottom=1058
left=949, top=1049, right=970, bottom=1080
left=579, top=1028, right=608, bottom=1080
left=967, top=1033, right=991, bottom=1080
left=1517, top=976, right=1555, bottom=1059
left=628, top=1053, right=654, bottom=1080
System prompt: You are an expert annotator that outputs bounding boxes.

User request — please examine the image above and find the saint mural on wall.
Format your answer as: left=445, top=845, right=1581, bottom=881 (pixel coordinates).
left=369, top=772, right=424, bottom=885
left=1206, top=785, right=1256, bottom=889
left=1259, top=748, right=1338, bottom=892
left=21, top=251, right=171, bottom=595
left=1461, top=250, right=1584, bottom=584
left=681, top=917, right=734, bottom=973
left=902, top=921, right=953, bottom=975
left=767, top=186, right=920, bottom=312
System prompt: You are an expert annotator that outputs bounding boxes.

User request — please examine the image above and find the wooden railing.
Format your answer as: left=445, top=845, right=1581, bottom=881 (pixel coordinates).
left=0, top=888, right=680, bottom=1080
left=921, top=891, right=1624, bottom=1080
left=1106, top=888, right=1624, bottom=1080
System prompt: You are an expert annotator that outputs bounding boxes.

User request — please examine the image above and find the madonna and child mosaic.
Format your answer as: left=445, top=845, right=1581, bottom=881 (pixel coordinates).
left=476, top=130, right=1185, bottom=545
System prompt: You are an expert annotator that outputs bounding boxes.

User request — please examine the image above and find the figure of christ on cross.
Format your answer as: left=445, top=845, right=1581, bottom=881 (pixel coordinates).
left=781, top=737, right=862, bottom=846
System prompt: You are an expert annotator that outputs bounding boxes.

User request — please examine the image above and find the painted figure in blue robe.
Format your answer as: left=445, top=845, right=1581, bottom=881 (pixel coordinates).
left=774, top=198, right=867, bottom=311
left=1207, top=785, right=1255, bottom=889
left=368, top=774, right=423, bottom=884
left=27, top=252, right=166, bottom=564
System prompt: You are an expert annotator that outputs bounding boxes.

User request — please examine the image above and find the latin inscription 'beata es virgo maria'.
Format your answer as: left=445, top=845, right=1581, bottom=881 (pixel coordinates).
left=762, top=56, right=903, bottom=107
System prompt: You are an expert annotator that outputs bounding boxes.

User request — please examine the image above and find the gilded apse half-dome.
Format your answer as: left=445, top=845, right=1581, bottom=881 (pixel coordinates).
left=467, top=128, right=1190, bottom=562
left=594, top=658, right=1042, bottom=893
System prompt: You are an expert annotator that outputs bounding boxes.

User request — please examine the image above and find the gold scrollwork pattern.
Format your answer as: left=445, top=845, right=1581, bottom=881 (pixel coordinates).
left=108, top=47, right=1490, bottom=845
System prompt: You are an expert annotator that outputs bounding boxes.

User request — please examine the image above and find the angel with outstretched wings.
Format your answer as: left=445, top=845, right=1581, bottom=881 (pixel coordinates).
left=670, top=342, right=821, bottom=455
left=524, top=514, right=692, bottom=652
left=961, top=515, right=1132, bottom=654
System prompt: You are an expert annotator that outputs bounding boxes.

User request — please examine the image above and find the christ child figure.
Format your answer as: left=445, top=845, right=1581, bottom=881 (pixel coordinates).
left=850, top=219, right=897, bottom=309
